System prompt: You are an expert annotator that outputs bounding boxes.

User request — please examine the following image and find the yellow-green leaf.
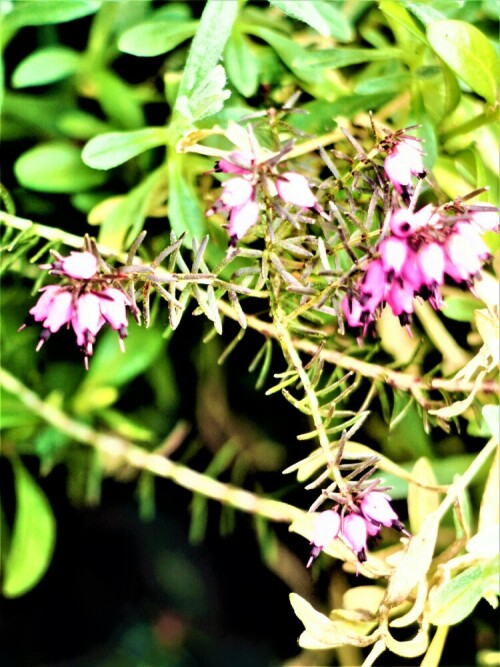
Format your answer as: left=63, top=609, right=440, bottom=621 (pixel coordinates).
left=2, top=460, right=56, bottom=597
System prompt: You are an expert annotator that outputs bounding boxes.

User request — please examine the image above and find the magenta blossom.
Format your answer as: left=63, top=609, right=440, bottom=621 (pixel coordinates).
left=307, top=510, right=341, bottom=568
left=360, top=491, right=410, bottom=536
left=275, top=172, right=319, bottom=209
left=384, top=136, right=426, bottom=202
left=341, top=513, right=368, bottom=563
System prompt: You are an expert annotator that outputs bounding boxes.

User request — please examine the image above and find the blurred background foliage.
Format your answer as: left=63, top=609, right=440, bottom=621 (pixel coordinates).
left=0, top=1, right=499, bottom=665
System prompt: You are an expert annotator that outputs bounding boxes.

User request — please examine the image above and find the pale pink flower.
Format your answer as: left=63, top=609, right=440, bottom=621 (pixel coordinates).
left=341, top=513, right=368, bottom=563
left=61, top=251, right=98, bottom=279
left=361, top=491, right=409, bottom=535
left=98, top=288, right=129, bottom=331
left=469, top=205, right=499, bottom=232
left=228, top=199, right=260, bottom=243
left=384, top=137, right=425, bottom=201
left=307, top=510, right=341, bottom=568
left=42, top=291, right=74, bottom=333
left=379, top=237, right=408, bottom=278
left=276, top=172, right=318, bottom=209
left=216, top=151, right=254, bottom=175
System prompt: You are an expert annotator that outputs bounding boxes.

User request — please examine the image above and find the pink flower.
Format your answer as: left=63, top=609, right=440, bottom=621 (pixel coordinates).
left=341, top=513, right=368, bottom=563
left=29, top=285, right=68, bottom=324
left=99, top=288, right=129, bottom=330
left=469, top=205, right=499, bottom=232
left=384, top=137, right=425, bottom=202
left=360, top=259, right=386, bottom=312
left=61, top=251, right=98, bottom=279
left=228, top=199, right=260, bottom=243
left=71, top=293, right=104, bottom=359
left=276, top=172, right=318, bottom=209
left=389, top=209, right=416, bottom=238
left=216, top=151, right=254, bottom=175
left=307, top=510, right=341, bottom=568
left=417, top=243, right=445, bottom=288
left=386, top=281, right=415, bottom=326
left=360, top=491, right=409, bottom=536
left=379, top=237, right=408, bottom=279
left=341, top=295, right=364, bottom=329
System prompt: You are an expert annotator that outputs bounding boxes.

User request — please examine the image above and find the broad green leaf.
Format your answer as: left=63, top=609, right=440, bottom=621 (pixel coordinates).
left=167, top=153, right=206, bottom=239
left=14, top=141, right=107, bottom=192
left=408, top=458, right=440, bottom=535
left=87, top=69, right=145, bottom=130
left=4, top=0, right=100, bottom=29
left=82, top=127, right=169, bottom=170
left=404, top=1, right=447, bottom=25
left=429, top=557, right=500, bottom=626
left=176, top=65, right=231, bottom=122
left=354, top=71, right=410, bottom=95
left=427, top=20, right=499, bottom=104
left=442, top=295, right=480, bottom=321
left=224, top=29, right=260, bottom=98
left=302, top=47, right=403, bottom=69
left=11, top=46, right=80, bottom=88
left=2, top=460, right=56, bottom=598
left=118, top=20, right=198, bottom=57
left=79, top=321, right=166, bottom=391
left=269, top=0, right=354, bottom=41
left=478, top=442, right=499, bottom=533
left=96, top=167, right=165, bottom=249
left=379, top=1, right=428, bottom=45
left=175, top=0, right=238, bottom=120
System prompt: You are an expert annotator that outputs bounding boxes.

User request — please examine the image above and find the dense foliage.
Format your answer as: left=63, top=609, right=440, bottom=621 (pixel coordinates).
left=1, top=1, right=499, bottom=665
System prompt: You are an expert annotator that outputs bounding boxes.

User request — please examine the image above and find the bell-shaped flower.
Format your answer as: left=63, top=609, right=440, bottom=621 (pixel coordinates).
left=379, top=237, right=408, bottom=279
left=360, top=260, right=386, bottom=313
left=361, top=491, right=409, bottom=536
left=389, top=209, right=416, bottom=238
left=29, top=285, right=67, bottom=324
left=445, top=232, right=483, bottom=281
left=41, top=290, right=74, bottom=334
left=417, top=242, right=445, bottom=288
left=386, top=281, right=415, bottom=327
left=341, top=295, right=364, bottom=329
left=98, top=288, right=129, bottom=331
left=61, top=251, right=98, bottom=279
left=307, top=510, right=341, bottom=568
left=276, top=172, right=318, bottom=209
left=341, top=513, right=368, bottom=563
left=71, top=293, right=104, bottom=363
left=216, top=151, right=254, bottom=175
left=228, top=199, right=260, bottom=243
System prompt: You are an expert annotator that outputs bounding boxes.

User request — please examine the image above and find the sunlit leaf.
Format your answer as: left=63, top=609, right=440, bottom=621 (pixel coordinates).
left=429, top=557, right=500, bottom=626
left=15, top=142, right=107, bottom=193
left=82, top=128, right=169, bottom=170
left=118, top=20, right=198, bottom=57
left=269, top=0, right=354, bottom=41
left=11, top=46, right=80, bottom=88
left=2, top=460, right=56, bottom=598
left=427, top=20, right=499, bottom=104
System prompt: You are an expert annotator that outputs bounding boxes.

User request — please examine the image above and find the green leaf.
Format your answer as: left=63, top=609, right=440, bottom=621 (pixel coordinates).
left=429, top=557, right=500, bottom=626
left=224, top=29, right=260, bottom=98
left=11, top=46, right=80, bottom=88
left=269, top=0, right=354, bottom=41
left=80, top=321, right=166, bottom=391
left=442, top=295, right=480, bottom=321
left=82, top=127, right=169, bottom=170
left=2, top=460, right=56, bottom=598
left=118, top=20, right=198, bottom=57
left=296, top=47, right=403, bottom=69
left=5, top=0, right=100, bottom=29
left=427, top=20, right=499, bottom=104
left=88, top=69, right=145, bottom=130
left=167, top=153, right=206, bottom=239
left=176, top=65, right=231, bottom=122
left=175, top=0, right=238, bottom=118
left=354, top=71, right=410, bottom=95
left=14, top=141, right=107, bottom=193
left=379, top=1, right=428, bottom=45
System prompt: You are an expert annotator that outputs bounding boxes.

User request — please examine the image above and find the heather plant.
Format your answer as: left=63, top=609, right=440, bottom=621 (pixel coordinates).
left=1, top=1, right=499, bottom=666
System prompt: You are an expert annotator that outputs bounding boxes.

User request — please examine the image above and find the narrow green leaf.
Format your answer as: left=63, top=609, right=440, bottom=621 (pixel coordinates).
left=427, top=20, right=499, bottom=104
left=175, top=0, right=238, bottom=110
left=295, top=47, right=403, bottom=69
left=5, top=0, right=100, bottom=29
left=429, top=557, right=500, bottom=626
left=269, top=0, right=354, bottom=41
left=15, top=142, right=107, bottom=192
left=12, top=46, right=80, bottom=88
left=82, top=127, right=169, bottom=170
left=224, top=29, right=260, bottom=98
left=2, top=460, right=56, bottom=598
left=167, top=153, right=206, bottom=239
left=118, top=20, right=198, bottom=57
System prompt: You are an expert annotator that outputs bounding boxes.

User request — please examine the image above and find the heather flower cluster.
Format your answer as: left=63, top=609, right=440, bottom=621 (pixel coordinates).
left=19, top=250, right=134, bottom=368
left=307, top=490, right=409, bottom=569
left=206, top=150, right=322, bottom=245
left=341, top=201, right=497, bottom=335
